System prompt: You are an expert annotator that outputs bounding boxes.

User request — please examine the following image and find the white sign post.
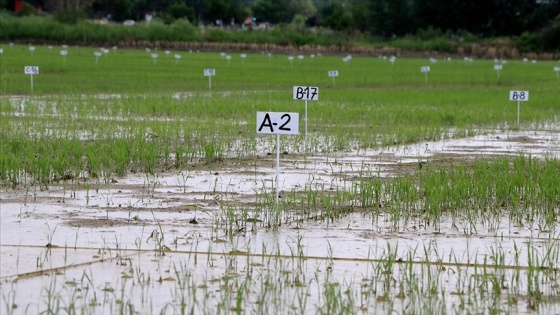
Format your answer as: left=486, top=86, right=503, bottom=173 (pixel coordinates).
left=29, top=46, right=35, bottom=57
left=60, top=50, right=68, bottom=63
left=421, top=66, right=430, bottom=83
left=151, top=53, right=158, bottom=65
left=293, top=86, right=319, bottom=151
left=494, top=64, right=503, bottom=80
left=256, top=111, right=299, bottom=204
left=94, top=51, right=102, bottom=64
left=174, top=54, right=181, bottom=65
left=240, top=54, right=247, bottom=65
left=24, top=66, right=39, bottom=93
left=204, top=69, right=216, bottom=91
left=288, top=56, right=294, bottom=66
left=328, top=70, right=339, bottom=88
left=509, top=91, right=529, bottom=128
left=554, top=66, right=560, bottom=79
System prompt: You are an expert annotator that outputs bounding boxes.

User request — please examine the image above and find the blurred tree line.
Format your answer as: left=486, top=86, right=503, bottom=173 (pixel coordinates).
left=6, top=0, right=560, bottom=40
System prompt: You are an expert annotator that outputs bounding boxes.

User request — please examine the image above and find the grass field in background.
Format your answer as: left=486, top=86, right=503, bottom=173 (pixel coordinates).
left=1, top=44, right=559, bottom=185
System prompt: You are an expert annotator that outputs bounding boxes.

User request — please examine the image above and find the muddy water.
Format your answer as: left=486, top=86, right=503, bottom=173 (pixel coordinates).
left=1, top=128, right=560, bottom=314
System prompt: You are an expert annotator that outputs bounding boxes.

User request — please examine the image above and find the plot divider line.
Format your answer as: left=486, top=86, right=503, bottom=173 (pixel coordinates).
left=2, top=243, right=554, bottom=281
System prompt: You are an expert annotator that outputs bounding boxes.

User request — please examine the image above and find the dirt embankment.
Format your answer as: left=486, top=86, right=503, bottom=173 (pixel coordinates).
left=20, top=38, right=558, bottom=59
left=108, top=40, right=560, bottom=59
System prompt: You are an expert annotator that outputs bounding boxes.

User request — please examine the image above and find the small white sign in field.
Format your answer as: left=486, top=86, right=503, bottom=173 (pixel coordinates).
left=328, top=71, right=339, bottom=88
left=204, top=69, right=216, bottom=91
left=24, top=66, right=39, bottom=93
left=421, top=66, right=430, bottom=83
left=509, top=90, right=529, bottom=128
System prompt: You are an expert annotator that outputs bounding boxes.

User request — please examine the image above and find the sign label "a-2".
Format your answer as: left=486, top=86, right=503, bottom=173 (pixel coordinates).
left=256, top=112, right=299, bottom=135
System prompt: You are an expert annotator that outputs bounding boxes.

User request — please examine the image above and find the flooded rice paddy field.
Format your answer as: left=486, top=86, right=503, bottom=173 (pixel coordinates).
left=2, top=126, right=560, bottom=314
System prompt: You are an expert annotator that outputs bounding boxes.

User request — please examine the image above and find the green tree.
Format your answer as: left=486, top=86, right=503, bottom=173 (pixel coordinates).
left=252, top=0, right=294, bottom=23
left=49, top=0, right=93, bottom=23
left=368, top=0, right=413, bottom=37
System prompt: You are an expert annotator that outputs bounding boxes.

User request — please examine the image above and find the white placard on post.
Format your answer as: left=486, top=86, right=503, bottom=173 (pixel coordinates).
left=256, top=112, right=299, bottom=135
left=94, top=51, right=102, bottom=64
left=509, top=91, right=529, bottom=102
left=25, top=66, right=39, bottom=93
left=292, top=86, right=319, bottom=101
left=204, top=69, right=216, bottom=91
left=509, top=90, right=529, bottom=128
left=328, top=70, right=339, bottom=77
left=421, top=66, right=430, bottom=83
left=293, top=86, right=318, bottom=151
left=60, top=50, right=68, bottom=63
left=328, top=70, right=339, bottom=88
left=554, top=66, right=560, bottom=79
left=494, top=64, right=503, bottom=80
left=24, top=66, right=39, bottom=75
left=256, top=112, right=300, bottom=204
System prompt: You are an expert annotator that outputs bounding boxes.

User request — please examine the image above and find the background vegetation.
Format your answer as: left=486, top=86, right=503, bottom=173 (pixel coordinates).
left=2, top=0, right=560, bottom=53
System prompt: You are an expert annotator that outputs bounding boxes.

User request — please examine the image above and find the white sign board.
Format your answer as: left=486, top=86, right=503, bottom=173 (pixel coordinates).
left=204, top=69, right=216, bottom=76
left=256, top=112, right=299, bottom=135
left=60, top=50, right=68, bottom=56
left=554, top=66, right=560, bottom=72
left=509, top=91, right=529, bottom=102
left=494, top=65, right=503, bottom=71
left=293, top=86, right=319, bottom=101
left=328, top=70, right=339, bottom=77
left=24, top=66, right=39, bottom=74
left=421, top=66, right=430, bottom=73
